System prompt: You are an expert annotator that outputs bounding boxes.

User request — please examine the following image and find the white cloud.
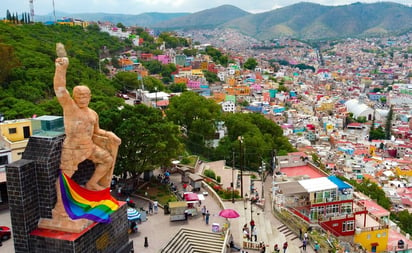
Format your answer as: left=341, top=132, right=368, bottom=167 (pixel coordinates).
left=2, top=0, right=410, bottom=16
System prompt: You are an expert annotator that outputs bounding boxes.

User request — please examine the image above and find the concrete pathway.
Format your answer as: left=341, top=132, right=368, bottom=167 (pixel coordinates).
left=0, top=169, right=316, bottom=253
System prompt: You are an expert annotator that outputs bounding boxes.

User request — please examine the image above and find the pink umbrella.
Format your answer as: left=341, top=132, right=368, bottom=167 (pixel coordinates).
left=218, top=208, right=240, bottom=219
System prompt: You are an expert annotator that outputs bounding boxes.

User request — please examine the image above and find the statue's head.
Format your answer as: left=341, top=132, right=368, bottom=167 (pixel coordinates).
left=73, top=85, right=91, bottom=108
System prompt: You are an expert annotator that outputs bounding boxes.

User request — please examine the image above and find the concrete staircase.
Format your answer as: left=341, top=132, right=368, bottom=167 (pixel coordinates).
left=277, top=224, right=299, bottom=241
left=161, top=228, right=225, bottom=253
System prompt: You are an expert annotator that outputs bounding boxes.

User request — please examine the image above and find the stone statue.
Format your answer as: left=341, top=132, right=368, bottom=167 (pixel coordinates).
left=42, top=43, right=121, bottom=228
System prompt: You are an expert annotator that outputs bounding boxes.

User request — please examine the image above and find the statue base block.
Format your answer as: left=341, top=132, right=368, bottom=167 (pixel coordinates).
left=38, top=216, right=93, bottom=234
left=30, top=202, right=133, bottom=253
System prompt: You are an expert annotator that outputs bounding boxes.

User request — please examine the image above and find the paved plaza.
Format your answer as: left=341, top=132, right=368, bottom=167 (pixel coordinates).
left=0, top=168, right=317, bottom=253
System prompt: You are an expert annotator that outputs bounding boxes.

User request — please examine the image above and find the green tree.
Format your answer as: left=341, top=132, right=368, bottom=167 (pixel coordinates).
left=116, top=22, right=126, bottom=32
left=183, top=48, right=198, bottom=57
left=369, top=126, right=386, bottom=140
left=243, top=58, right=258, bottom=70
left=385, top=105, right=393, bottom=140
left=113, top=72, right=141, bottom=91
left=203, top=70, right=219, bottom=83
left=142, top=60, right=163, bottom=75
left=166, top=91, right=221, bottom=154
left=109, top=105, right=184, bottom=180
left=168, top=83, right=187, bottom=93
left=142, top=76, right=164, bottom=92
left=0, top=43, right=20, bottom=85
left=160, top=63, right=177, bottom=80
left=218, top=113, right=295, bottom=170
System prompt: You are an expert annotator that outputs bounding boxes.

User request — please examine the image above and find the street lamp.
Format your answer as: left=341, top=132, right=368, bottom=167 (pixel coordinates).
left=232, top=151, right=235, bottom=203
left=154, top=86, right=158, bottom=108
left=259, top=161, right=266, bottom=199
left=243, top=193, right=253, bottom=222
left=238, top=136, right=244, bottom=198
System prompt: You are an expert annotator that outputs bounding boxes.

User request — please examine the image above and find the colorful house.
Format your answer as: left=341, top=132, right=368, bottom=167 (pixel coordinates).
left=0, top=118, right=32, bottom=162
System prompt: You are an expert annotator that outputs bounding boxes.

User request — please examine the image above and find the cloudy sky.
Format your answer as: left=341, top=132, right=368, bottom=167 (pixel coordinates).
left=2, top=0, right=411, bottom=16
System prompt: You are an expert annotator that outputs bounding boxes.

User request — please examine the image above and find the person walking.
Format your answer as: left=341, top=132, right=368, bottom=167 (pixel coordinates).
left=148, top=202, right=153, bottom=214
left=314, top=241, right=320, bottom=252
left=282, top=242, right=288, bottom=253
left=299, top=228, right=302, bottom=240
left=273, top=244, right=280, bottom=253
left=304, top=231, right=308, bottom=242
left=153, top=201, right=158, bottom=214
left=242, top=224, right=250, bottom=241
left=202, top=205, right=207, bottom=220
left=252, top=226, right=258, bottom=242
left=259, top=242, right=266, bottom=253
left=250, top=219, right=255, bottom=231
left=299, top=238, right=307, bottom=252
left=205, top=210, right=210, bottom=225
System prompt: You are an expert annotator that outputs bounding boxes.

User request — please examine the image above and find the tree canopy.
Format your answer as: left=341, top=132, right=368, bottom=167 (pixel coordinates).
left=101, top=104, right=184, bottom=179
left=243, top=58, right=258, bottom=70
left=0, top=22, right=128, bottom=120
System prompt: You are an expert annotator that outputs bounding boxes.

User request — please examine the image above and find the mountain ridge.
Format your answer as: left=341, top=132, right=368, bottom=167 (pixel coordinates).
left=34, top=2, right=412, bottom=40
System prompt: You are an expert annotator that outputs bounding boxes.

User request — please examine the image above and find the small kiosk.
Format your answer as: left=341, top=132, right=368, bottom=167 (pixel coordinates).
left=169, top=201, right=188, bottom=221
left=188, top=173, right=203, bottom=192
left=184, top=192, right=200, bottom=216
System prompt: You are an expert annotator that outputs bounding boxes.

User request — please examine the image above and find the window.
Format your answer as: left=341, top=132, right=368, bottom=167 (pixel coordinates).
left=0, top=155, right=8, bottom=166
left=8, top=128, right=17, bottom=134
left=342, top=220, right=355, bottom=232
left=326, top=204, right=339, bottom=215
left=341, top=203, right=352, bottom=214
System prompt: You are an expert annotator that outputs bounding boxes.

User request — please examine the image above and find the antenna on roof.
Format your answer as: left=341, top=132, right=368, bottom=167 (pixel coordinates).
left=52, top=0, right=56, bottom=23
left=29, top=0, right=34, bottom=22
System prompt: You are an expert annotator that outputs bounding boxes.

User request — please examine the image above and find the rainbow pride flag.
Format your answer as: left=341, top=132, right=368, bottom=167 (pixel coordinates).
left=59, top=172, right=119, bottom=223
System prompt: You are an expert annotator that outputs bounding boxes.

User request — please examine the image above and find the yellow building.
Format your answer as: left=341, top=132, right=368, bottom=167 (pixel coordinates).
left=0, top=119, right=32, bottom=162
left=318, top=101, right=334, bottom=111
left=0, top=115, right=64, bottom=163
left=191, top=69, right=204, bottom=78
left=354, top=227, right=389, bottom=253
left=395, top=167, right=412, bottom=177
left=225, top=86, right=250, bottom=96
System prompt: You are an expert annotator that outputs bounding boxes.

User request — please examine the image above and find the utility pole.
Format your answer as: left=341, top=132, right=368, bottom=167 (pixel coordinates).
left=238, top=136, right=244, bottom=198
left=52, top=0, right=56, bottom=23
left=154, top=87, right=158, bottom=108
left=29, top=0, right=34, bottom=22
left=232, top=151, right=235, bottom=203
left=259, top=161, right=266, bottom=199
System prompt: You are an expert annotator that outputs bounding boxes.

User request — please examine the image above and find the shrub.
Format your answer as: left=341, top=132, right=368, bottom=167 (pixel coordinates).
left=204, top=169, right=216, bottom=180
left=217, top=176, right=221, bottom=183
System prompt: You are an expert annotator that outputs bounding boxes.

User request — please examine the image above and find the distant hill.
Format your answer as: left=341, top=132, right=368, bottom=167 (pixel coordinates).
left=221, top=2, right=412, bottom=39
left=153, top=5, right=250, bottom=30
left=35, top=11, right=190, bottom=27
left=33, top=2, right=412, bottom=40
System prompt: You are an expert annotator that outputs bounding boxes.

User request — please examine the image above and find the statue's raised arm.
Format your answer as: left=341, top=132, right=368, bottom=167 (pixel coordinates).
left=54, top=43, right=71, bottom=105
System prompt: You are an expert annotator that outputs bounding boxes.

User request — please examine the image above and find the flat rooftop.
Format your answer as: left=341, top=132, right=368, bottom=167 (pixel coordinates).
left=280, top=165, right=326, bottom=179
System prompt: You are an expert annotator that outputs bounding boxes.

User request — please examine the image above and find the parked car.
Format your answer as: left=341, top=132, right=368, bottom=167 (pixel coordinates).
left=116, top=93, right=129, bottom=100
left=0, top=226, right=11, bottom=241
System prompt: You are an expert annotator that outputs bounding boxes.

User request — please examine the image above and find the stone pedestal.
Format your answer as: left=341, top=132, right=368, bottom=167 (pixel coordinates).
left=38, top=212, right=93, bottom=233
left=30, top=203, right=133, bottom=253
left=6, top=135, right=133, bottom=253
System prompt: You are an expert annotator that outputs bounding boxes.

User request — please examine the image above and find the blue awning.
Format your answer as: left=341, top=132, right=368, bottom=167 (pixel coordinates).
left=328, top=175, right=352, bottom=190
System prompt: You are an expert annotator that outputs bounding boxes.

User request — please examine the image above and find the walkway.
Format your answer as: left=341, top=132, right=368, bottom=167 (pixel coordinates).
left=1, top=168, right=316, bottom=253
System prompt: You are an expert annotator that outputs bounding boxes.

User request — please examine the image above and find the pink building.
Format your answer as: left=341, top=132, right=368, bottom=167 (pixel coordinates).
left=187, top=80, right=202, bottom=89
left=156, top=55, right=170, bottom=64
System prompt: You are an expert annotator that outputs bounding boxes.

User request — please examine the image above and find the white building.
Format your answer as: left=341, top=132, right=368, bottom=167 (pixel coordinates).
left=221, top=101, right=236, bottom=113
